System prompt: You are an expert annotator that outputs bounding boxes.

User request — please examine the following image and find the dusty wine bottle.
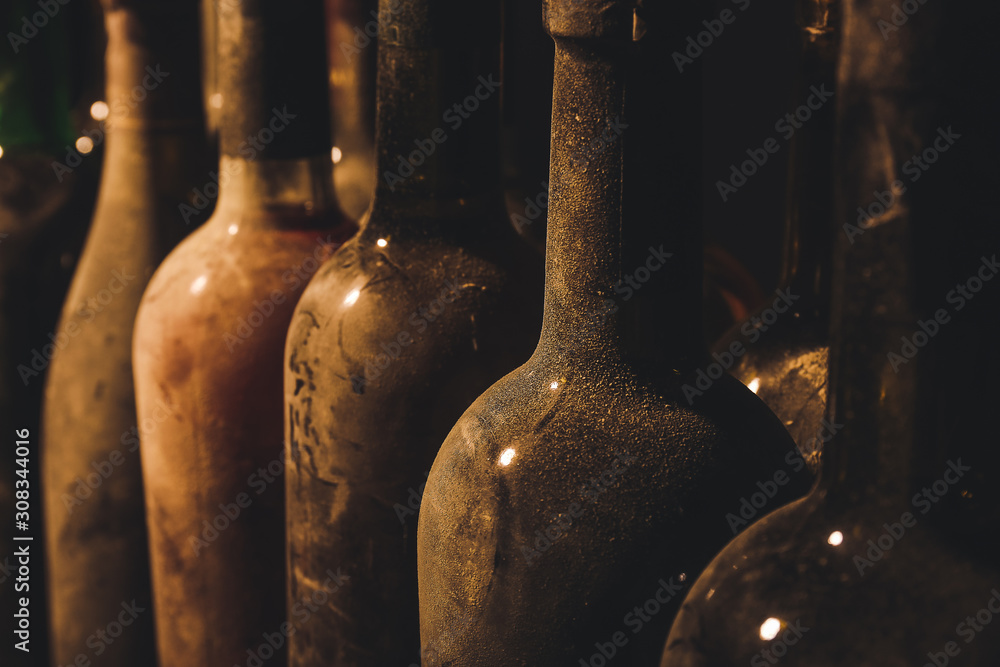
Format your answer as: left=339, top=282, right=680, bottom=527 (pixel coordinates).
left=661, top=0, right=1000, bottom=664
left=711, top=0, right=839, bottom=473
left=283, top=0, right=543, bottom=663
left=415, top=1, right=810, bottom=664
left=132, top=0, right=357, bottom=665
left=40, top=1, right=209, bottom=665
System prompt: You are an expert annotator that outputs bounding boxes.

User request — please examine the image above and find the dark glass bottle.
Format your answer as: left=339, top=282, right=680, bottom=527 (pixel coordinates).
left=711, top=0, right=838, bottom=474
left=415, top=1, right=810, bottom=664
left=133, top=1, right=356, bottom=665
left=283, top=0, right=543, bottom=663
left=40, top=1, right=209, bottom=665
left=661, top=0, right=1000, bottom=664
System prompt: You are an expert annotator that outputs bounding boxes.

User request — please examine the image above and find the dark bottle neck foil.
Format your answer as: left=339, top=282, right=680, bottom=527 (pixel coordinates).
left=539, top=0, right=705, bottom=373
left=823, top=0, right=1000, bottom=510
left=778, top=0, right=839, bottom=321
left=216, top=0, right=332, bottom=159
left=370, top=0, right=503, bottom=209
left=102, top=0, right=204, bottom=128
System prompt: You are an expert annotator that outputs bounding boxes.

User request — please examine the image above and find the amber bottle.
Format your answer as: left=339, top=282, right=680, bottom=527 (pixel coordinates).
left=133, top=0, right=355, bottom=665
left=661, top=0, right=1000, bottom=664
left=283, top=0, right=543, bottom=663
left=416, top=1, right=810, bottom=664
left=711, top=0, right=839, bottom=473
left=40, top=1, right=208, bottom=664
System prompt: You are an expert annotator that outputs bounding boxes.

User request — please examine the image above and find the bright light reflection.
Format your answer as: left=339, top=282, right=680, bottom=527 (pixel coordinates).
left=210, top=93, right=223, bottom=109
left=190, top=275, right=208, bottom=295
left=550, top=381, right=559, bottom=390
left=344, top=288, right=361, bottom=306
left=499, top=448, right=516, bottom=466
left=760, top=618, right=781, bottom=641
left=228, top=224, right=239, bottom=235
left=331, top=146, right=343, bottom=163
left=90, top=101, right=109, bottom=120
left=75, top=136, right=94, bottom=154
left=0, top=145, right=4, bottom=159
left=376, top=238, right=388, bottom=248
left=828, top=530, right=844, bottom=546
left=748, top=377, right=761, bottom=394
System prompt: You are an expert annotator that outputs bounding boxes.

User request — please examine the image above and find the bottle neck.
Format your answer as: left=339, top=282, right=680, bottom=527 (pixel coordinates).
left=539, top=1, right=704, bottom=373
left=822, top=0, right=998, bottom=506
left=369, top=0, right=503, bottom=216
left=778, top=0, right=839, bottom=322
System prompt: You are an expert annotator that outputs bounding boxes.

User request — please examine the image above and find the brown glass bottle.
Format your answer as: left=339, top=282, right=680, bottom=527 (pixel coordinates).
left=661, top=0, right=1000, bottom=664
left=283, top=0, right=543, bottom=663
left=40, top=1, right=208, bottom=664
left=415, top=1, right=811, bottom=664
left=132, top=1, right=356, bottom=665
left=711, top=0, right=839, bottom=474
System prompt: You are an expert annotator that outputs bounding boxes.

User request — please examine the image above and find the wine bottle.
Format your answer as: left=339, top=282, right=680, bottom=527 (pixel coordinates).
left=283, top=0, right=543, bottom=663
left=415, top=1, right=810, bottom=664
left=133, top=0, right=356, bottom=665
left=661, top=0, right=1000, bottom=663
left=711, top=0, right=839, bottom=473
left=40, top=1, right=209, bottom=664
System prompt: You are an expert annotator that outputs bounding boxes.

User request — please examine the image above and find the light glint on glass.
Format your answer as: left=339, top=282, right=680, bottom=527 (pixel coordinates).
left=90, top=101, right=109, bottom=120
left=344, top=288, right=361, bottom=306
left=376, top=238, right=388, bottom=248
left=331, top=146, right=343, bottom=164
left=190, top=275, right=208, bottom=295
left=550, top=381, right=559, bottom=390
left=759, top=617, right=781, bottom=641
left=499, top=448, right=516, bottom=466
left=0, top=145, right=4, bottom=159
left=748, top=377, right=761, bottom=394
left=827, top=530, right=844, bottom=546
left=228, top=224, right=239, bottom=235
left=210, top=93, right=223, bottom=109
left=76, top=137, right=95, bottom=154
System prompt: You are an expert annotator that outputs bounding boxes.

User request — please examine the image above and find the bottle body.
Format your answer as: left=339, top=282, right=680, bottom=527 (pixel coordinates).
left=42, top=124, right=207, bottom=665
left=134, top=164, right=354, bottom=664
left=285, top=207, right=542, bottom=666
